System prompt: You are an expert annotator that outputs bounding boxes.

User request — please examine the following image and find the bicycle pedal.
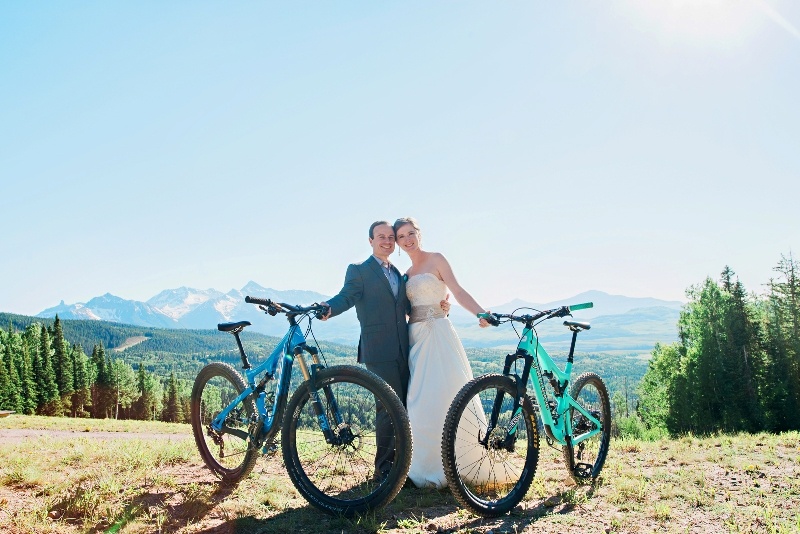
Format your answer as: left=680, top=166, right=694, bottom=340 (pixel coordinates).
left=574, top=462, right=593, bottom=478
left=262, top=441, right=278, bottom=456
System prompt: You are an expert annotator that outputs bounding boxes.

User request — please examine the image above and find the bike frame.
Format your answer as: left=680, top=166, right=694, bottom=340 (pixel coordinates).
left=505, top=323, right=602, bottom=448
left=210, top=318, right=344, bottom=447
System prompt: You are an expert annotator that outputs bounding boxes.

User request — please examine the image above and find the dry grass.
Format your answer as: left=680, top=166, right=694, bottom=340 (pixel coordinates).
left=1, top=415, right=799, bottom=533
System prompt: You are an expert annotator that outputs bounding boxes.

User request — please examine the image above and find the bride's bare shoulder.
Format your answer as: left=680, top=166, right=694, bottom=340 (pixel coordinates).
left=429, top=251, right=451, bottom=266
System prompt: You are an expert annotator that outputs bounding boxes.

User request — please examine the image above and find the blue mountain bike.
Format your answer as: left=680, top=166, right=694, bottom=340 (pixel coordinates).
left=441, top=302, right=611, bottom=516
left=190, top=296, right=412, bottom=516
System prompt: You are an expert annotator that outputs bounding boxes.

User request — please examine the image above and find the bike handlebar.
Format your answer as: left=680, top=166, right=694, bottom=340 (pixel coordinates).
left=477, top=313, right=501, bottom=327
left=244, top=296, right=272, bottom=306
left=478, top=301, right=593, bottom=327
left=244, top=296, right=330, bottom=318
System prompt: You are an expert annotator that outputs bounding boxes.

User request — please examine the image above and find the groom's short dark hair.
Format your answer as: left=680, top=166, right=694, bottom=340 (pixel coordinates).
left=369, top=220, right=392, bottom=239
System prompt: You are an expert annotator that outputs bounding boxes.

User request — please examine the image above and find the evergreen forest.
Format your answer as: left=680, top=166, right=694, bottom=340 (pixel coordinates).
left=636, top=254, right=800, bottom=435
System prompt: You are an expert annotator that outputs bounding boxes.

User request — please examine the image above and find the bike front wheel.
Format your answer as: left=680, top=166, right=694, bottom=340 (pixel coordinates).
left=282, top=365, right=412, bottom=516
left=190, top=362, right=259, bottom=485
left=442, top=374, right=540, bottom=517
left=562, top=372, right=611, bottom=484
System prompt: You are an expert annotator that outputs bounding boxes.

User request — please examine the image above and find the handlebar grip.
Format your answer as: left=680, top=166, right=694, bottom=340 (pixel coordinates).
left=314, top=304, right=331, bottom=320
left=245, top=296, right=272, bottom=306
left=569, top=302, right=593, bottom=311
left=477, top=312, right=501, bottom=327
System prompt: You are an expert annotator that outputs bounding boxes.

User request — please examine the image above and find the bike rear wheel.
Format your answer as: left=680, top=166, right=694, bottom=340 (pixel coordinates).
left=562, top=372, right=611, bottom=484
left=190, top=362, right=259, bottom=484
left=282, top=365, right=412, bottom=516
left=442, top=374, right=540, bottom=517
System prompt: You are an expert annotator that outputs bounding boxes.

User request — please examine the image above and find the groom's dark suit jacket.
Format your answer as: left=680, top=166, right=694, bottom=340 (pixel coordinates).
left=328, top=256, right=411, bottom=472
left=327, top=256, right=410, bottom=366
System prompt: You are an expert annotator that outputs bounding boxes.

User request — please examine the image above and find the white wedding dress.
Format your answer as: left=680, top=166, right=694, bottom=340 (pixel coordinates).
left=405, top=273, right=493, bottom=488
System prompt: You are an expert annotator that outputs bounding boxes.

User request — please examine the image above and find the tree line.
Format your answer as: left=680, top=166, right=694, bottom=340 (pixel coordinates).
left=0, top=316, right=190, bottom=423
left=637, top=253, right=800, bottom=435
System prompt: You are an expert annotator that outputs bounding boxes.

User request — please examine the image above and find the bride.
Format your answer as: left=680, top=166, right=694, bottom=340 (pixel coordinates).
left=393, top=217, right=492, bottom=488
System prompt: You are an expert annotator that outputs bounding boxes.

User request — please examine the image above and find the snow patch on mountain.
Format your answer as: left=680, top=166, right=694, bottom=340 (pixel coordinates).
left=213, top=296, right=239, bottom=321
left=147, top=287, right=223, bottom=320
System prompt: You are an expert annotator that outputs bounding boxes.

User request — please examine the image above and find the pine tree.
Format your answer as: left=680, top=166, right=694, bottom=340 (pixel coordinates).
left=762, top=253, right=800, bottom=431
left=37, top=325, right=60, bottom=415
left=0, top=331, right=10, bottom=410
left=106, top=352, right=116, bottom=419
left=164, top=372, right=183, bottom=423
left=90, top=344, right=111, bottom=418
left=721, top=273, right=763, bottom=430
left=20, top=325, right=41, bottom=415
left=132, top=363, right=158, bottom=420
left=71, top=344, right=91, bottom=418
left=19, top=343, right=37, bottom=415
left=51, top=316, right=73, bottom=415
left=3, top=329, right=23, bottom=413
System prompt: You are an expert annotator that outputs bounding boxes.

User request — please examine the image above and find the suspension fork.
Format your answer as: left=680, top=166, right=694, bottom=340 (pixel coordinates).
left=294, top=344, right=344, bottom=444
left=481, top=350, right=533, bottom=447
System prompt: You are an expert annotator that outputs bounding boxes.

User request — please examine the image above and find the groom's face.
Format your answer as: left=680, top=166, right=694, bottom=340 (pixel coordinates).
left=369, top=224, right=396, bottom=260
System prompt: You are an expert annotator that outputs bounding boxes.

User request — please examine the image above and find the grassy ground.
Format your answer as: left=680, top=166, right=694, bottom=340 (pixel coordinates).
left=1, top=415, right=799, bottom=533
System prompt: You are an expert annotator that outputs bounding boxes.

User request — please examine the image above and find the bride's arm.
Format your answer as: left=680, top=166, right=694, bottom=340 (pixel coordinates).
left=432, top=253, right=487, bottom=317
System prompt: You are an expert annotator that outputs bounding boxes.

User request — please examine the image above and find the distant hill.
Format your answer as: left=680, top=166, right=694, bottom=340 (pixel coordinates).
left=31, top=283, right=684, bottom=353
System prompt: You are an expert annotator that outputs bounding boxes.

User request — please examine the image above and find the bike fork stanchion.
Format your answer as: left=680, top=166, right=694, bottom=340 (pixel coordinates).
left=295, top=345, right=338, bottom=443
left=507, top=351, right=533, bottom=442
left=304, top=346, right=344, bottom=428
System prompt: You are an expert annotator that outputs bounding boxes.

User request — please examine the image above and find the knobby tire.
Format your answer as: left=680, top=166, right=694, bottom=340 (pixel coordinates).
left=442, top=374, right=540, bottom=517
left=190, top=362, right=259, bottom=485
left=562, top=372, right=611, bottom=484
left=282, top=365, right=412, bottom=516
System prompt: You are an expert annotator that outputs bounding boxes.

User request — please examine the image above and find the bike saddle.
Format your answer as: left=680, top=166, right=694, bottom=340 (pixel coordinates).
left=563, top=320, right=591, bottom=331
left=218, top=321, right=252, bottom=332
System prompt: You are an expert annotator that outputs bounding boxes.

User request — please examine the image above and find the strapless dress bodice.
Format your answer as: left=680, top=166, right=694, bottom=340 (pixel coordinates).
left=406, top=272, right=446, bottom=307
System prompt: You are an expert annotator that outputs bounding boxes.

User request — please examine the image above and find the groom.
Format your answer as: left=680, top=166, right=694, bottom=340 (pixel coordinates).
left=321, top=220, right=411, bottom=478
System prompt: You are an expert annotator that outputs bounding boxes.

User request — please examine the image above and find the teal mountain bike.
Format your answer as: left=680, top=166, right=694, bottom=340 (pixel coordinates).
left=190, top=296, right=412, bottom=516
left=441, top=302, right=610, bottom=516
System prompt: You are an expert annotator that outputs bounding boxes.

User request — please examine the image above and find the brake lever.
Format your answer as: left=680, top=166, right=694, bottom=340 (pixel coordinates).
left=313, top=303, right=330, bottom=320
left=547, top=306, right=571, bottom=319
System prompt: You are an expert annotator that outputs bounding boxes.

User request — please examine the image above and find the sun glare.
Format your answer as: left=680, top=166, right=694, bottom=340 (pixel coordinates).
left=621, top=0, right=766, bottom=48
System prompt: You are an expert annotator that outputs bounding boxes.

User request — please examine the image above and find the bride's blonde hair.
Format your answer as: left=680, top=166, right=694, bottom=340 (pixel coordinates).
left=393, top=217, right=421, bottom=240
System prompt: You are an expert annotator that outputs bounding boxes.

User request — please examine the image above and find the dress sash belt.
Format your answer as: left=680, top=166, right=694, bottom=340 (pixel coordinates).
left=409, top=305, right=446, bottom=324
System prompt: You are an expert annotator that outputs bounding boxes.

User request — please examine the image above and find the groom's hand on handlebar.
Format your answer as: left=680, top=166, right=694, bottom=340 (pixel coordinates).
left=318, top=302, right=332, bottom=321
left=440, top=294, right=451, bottom=316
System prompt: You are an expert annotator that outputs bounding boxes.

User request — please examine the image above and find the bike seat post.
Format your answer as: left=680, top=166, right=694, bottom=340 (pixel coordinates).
left=232, top=330, right=252, bottom=370
left=567, top=330, right=579, bottom=364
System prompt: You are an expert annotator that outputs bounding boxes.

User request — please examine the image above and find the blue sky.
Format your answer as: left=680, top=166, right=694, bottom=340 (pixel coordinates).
left=2, top=1, right=799, bottom=316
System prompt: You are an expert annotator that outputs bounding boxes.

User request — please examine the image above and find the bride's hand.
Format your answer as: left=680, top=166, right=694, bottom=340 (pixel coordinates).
left=478, top=310, right=491, bottom=328
left=440, top=294, right=451, bottom=316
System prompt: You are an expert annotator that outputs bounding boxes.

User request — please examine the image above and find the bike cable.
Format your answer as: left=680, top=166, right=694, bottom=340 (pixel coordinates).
left=304, top=317, right=328, bottom=366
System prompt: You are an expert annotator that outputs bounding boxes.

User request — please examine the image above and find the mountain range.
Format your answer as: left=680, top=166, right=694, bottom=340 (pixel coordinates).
left=37, top=283, right=684, bottom=354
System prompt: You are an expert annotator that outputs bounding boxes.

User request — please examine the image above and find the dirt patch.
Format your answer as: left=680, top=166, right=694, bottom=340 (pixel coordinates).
left=0, top=428, right=188, bottom=443
left=111, top=336, right=149, bottom=352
